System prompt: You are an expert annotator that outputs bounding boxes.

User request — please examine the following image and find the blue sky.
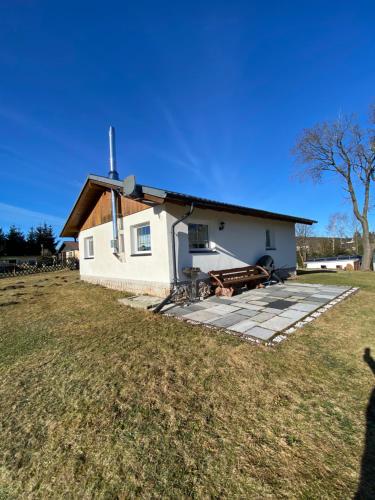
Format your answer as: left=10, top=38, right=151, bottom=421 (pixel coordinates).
left=0, top=0, right=374, bottom=241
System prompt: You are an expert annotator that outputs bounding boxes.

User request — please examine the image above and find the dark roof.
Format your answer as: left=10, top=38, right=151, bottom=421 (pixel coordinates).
left=92, top=174, right=316, bottom=224
left=61, top=174, right=316, bottom=237
left=156, top=188, right=316, bottom=225
left=58, top=241, right=78, bottom=252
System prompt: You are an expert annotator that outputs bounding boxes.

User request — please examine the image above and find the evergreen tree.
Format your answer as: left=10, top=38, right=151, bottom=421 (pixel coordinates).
left=0, top=228, right=6, bottom=256
left=26, top=227, right=38, bottom=255
left=6, top=226, right=27, bottom=256
left=35, top=223, right=57, bottom=255
left=44, top=224, right=57, bottom=254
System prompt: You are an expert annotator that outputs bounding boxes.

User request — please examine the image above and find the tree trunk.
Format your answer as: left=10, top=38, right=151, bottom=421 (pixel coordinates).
left=297, top=246, right=304, bottom=268
left=361, top=223, right=374, bottom=271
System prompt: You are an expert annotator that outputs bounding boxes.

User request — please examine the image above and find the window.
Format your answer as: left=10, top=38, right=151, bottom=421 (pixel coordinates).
left=84, top=236, right=94, bottom=258
left=188, top=223, right=209, bottom=250
left=265, top=229, right=276, bottom=250
left=133, top=224, right=151, bottom=254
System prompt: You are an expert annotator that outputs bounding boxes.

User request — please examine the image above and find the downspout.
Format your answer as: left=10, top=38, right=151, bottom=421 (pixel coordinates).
left=171, top=202, right=195, bottom=286
left=110, top=190, right=119, bottom=251
left=108, top=126, right=119, bottom=253
left=152, top=203, right=195, bottom=313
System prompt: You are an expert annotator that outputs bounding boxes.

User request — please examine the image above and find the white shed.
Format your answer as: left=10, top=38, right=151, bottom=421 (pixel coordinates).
left=305, top=256, right=361, bottom=271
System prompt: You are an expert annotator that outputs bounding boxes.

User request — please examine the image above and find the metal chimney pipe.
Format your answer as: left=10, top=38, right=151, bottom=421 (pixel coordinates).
left=108, top=126, right=119, bottom=253
left=108, top=126, right=119, bottom=180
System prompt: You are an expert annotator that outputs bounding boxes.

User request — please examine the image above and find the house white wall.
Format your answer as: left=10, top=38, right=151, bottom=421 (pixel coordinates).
left=164, top=203, right=296, bottom=281
left=78, top=200, right=297, bottom=297
left=79, top=204, right=172, bottom=296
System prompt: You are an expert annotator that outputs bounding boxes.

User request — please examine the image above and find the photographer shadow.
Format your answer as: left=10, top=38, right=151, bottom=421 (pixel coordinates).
left=356, top=348, right=375, bottom=499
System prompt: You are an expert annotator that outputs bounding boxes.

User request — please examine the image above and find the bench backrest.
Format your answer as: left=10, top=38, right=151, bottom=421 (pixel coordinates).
left=209, top=265, right=265, bottom=282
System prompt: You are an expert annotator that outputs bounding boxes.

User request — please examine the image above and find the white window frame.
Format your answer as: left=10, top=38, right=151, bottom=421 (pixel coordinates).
left=188, top=223, right=211, bottom=252
left=84, top=236, right=94, bottom=259
left=131, top=223, right=152, bottom=255
left=265, top=229, right=276, bottom=250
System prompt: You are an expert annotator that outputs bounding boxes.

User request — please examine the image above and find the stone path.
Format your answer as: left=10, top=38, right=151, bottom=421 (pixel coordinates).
left=163, top=282, right=357, bottom=343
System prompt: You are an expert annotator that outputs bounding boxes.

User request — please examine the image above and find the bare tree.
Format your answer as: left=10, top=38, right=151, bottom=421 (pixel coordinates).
left=326, top=212, right=349, bottom=254
left=293, top=108, right=375, bottom=270
left=295, top=223, right=315, bottom=265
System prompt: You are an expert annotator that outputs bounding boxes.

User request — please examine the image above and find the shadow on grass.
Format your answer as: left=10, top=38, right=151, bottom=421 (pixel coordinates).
left=356, top=348, right=375, bottom=499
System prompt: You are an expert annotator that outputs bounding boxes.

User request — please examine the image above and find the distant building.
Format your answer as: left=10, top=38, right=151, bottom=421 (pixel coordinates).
left=0, top=255, right=42, bottom=274
left=305, top=255, right=361, bottom=271
left=58, top=241, right=79, bottom=261
left=0, top=255, right=40, bottom=266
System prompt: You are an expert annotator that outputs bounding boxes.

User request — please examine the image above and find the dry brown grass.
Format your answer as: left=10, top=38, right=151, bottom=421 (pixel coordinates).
left=0, top=270, right=374, bottom=498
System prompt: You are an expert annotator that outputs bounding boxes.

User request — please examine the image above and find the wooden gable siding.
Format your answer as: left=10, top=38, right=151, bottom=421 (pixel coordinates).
left=81, top=190, right=151, bottom=231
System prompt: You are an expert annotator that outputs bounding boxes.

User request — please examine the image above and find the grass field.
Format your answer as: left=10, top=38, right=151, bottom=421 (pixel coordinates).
left=0, top=270, right=374, bottom=498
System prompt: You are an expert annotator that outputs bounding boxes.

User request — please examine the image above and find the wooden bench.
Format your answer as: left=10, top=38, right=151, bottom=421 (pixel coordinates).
left=208, top=265, right=269, bottom=296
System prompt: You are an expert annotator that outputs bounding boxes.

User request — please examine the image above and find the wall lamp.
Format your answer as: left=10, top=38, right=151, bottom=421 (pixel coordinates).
left=219, top=221, right=225, bottom=231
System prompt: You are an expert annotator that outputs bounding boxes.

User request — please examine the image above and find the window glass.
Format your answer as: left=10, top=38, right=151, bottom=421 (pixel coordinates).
left=136, top=225, right=151, bottom=252
left=188, top=224, right=209, bottom=250
left=266, top=229, right=271, bottom=249
left=84, top=236, right=94, bottom=258
left=265, top=229, right=276, bottom=250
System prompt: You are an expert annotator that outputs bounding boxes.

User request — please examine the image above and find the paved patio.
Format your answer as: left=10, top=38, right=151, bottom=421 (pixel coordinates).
left=162, top=282, right=357, bottom=343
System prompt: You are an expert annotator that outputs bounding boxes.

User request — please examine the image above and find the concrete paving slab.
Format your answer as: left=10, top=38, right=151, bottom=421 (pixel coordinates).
left=181, top=304, right=207, bottom=313
left=267, top=299, right=297, bottom=310
left=208, top=304, right=242, bottom=315
left=183, top=310, right=222, bottom=323
left=195, top=301, right=219, bottom=309
left=247, top=300, right=269, bottom=306
left=228, top=318, right=257, bottom=333
left=209, top=313, right=249, bottom=328
left=311, top=293, right=340, bottom=299
left=279, top=309, right=308, bottom=320
left=266, top=291, right=294, bottom=298
left=245, top=326, right=275, bottom=341
left=237, top=303, right=263, bottom=311
left=263, top=307, right=285, bottom=314
left=261, top=316, right=297, bottom=331
left=118, top=295, right=160, bottom=309
left=236, top=309, right=259, bottom=318
left=252, top=312, right=276, bottom=323
left=206, top=296, right=233, bottom=304
left=290, top=302, right=320, bottom=312
left=166, top=305, right=194, bottom=316
left=217, top=297, right=242, bottom=304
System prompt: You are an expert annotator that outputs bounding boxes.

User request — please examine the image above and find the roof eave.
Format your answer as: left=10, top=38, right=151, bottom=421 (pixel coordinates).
left=162, top=194, right=316, bottom=225
left=60, top=174, right=316, bottom=238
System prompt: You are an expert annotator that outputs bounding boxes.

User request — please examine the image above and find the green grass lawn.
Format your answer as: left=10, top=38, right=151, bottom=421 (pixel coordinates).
left=0, top=270, right=374, bottom=498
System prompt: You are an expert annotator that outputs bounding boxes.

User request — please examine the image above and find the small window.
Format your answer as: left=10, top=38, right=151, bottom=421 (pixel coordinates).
left=84, top=236, right=94, bottom=258
left=265, top=229, right=276, bottom=250
left=134, top=224, right=151, bottom=254
left=188, top=223, right=209, bottom=250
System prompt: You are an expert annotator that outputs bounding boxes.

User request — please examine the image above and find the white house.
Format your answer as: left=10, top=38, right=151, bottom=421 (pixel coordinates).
left=305, top=256, right=361, bottom=271
left=60, top=171, right=316, bottom=297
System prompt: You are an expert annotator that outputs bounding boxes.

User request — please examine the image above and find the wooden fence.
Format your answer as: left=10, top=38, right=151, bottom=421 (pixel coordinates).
left=0, top=258, right=79, bottom=279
